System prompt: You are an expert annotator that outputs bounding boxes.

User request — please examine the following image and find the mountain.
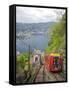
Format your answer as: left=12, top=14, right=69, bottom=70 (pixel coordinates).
left=16, top=22, right=54, bottom=33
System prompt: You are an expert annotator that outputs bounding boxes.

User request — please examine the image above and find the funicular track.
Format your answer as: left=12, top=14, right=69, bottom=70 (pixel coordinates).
left=16, top=64, right=65, bottom=84
left=28, top=57, right=65, bottom=83
left=42, top=65, right=65, bottom=82
left=17, top=50, right=66, bottom=84
left=29, top=65, right=65, bottom=83
left=27, top=64, right=43, bottom=83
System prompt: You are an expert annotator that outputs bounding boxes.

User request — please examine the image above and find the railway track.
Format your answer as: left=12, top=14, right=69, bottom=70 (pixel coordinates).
left=44, top=65, right=65, bottom=82
left=16, top=64, right=65, bottom=84
left=27, top=64, right=42, bottom=83
left=16, top=50, right=66, bottom=84
left=32, top=65, right=65, bottom=83
left=29, top=65, right=65, bottom=83
left=29, top=64, right=65, bottom=83
left=26, top=50, right=65, bottom=83
left=34, top=65, right=44, bottom=83
left=54, top=73, right=65, bottom=81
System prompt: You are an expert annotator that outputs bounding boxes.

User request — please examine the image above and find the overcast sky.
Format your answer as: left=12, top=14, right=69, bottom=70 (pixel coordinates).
left=16, top=7, right=65, bottom=23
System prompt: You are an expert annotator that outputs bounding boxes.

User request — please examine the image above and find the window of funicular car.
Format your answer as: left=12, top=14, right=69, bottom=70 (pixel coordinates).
left=53, top=56, right=60, bottom=64
left=53, top=56, right=59, bottom=61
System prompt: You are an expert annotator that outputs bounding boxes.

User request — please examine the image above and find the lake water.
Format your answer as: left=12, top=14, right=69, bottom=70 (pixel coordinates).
left=16, top=34, right=48, bottom=53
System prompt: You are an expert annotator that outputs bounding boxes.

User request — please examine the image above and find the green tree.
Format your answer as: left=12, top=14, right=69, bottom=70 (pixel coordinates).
left=45, top=12, right=66, bottom=53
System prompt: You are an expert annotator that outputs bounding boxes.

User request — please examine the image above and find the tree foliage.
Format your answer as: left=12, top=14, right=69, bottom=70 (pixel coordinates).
left=16, top=52, right=29, bottom=73
left=45, top=12, right=66, bottom=53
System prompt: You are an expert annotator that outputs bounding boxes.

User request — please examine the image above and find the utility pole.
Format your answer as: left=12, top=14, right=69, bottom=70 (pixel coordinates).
left=28, top=45, right=31, bottom=76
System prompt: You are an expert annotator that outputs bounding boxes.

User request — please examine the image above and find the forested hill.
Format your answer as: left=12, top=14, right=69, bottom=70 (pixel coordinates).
left=45, top=13, right=66, bottom=54
left=16, top=22, right=54, bottom=33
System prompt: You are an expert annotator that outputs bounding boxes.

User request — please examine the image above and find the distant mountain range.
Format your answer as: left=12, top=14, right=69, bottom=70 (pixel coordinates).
left=16, top=22, right=55, bottom=40
left=16, top=22, right=55, bottom=33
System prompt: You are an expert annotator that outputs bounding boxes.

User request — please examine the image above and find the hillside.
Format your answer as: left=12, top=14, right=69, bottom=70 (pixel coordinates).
left=16, top=22, right=54, bottom=33
left=45, top=13, right=66, bottom=54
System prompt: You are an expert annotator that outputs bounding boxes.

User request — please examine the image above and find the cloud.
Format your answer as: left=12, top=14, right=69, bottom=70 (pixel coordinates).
left=16, top=6, right=65, bottom=23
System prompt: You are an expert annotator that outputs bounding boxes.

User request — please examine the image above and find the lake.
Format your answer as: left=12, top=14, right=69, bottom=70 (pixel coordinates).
left=16, top=34, right=48, bottom=53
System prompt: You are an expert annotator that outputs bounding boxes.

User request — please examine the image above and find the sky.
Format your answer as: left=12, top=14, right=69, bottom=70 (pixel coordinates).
left=16, top=6, right=65, bottom=23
